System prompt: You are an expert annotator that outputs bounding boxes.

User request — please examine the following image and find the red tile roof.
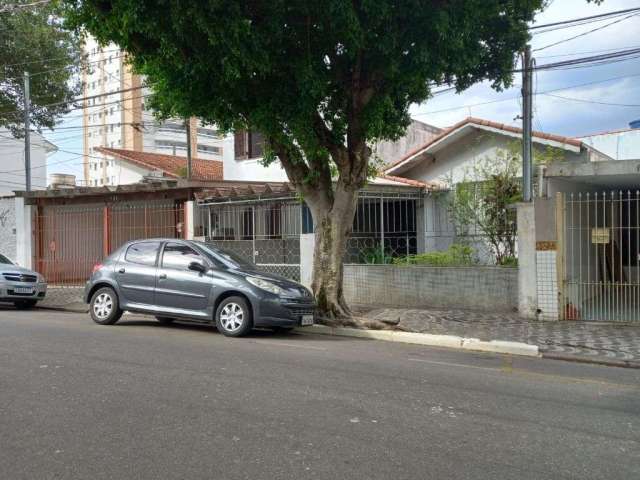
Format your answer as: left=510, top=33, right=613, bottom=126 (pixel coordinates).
left=384, top=117, right=583, bottom=173
left=377, top=174, right=442, bottom=189
left=95, top=147, right=223, bottom=181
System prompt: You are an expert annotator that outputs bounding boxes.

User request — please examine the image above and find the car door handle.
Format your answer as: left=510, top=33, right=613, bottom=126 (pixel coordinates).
left=118, top=268, right=125, bottom=274
left=158, top=273, right=167, bottom=280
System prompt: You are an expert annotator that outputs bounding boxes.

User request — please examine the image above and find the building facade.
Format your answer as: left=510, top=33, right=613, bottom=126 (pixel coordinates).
left=0, top=128, right=57, bottom=196
left=82, top=37, right=224, bottom=187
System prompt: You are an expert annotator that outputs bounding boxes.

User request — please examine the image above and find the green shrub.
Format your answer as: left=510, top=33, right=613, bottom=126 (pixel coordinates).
left=393, top=244, right=476, bottom=267
left=359, top=246, right=392, bottom=264
left=498, top=255, right=518, bottom=267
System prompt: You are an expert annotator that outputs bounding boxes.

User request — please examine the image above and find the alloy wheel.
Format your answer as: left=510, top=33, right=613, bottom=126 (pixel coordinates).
left=93, top=292, right=113, bottom=320
left=220, top=302, right=244, bottom=332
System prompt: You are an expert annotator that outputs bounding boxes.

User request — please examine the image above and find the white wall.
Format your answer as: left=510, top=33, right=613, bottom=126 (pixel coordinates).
left=0, top=128, right=51, bottom=196
left=0, top=196, right=16, bottom=261
left=401, top=130, right=586, bottom=186
left=107, top=159, right=160, bottom=185
left=579, top=129, right=640, bottom=161
left=221, top=135, right=288, bottom=182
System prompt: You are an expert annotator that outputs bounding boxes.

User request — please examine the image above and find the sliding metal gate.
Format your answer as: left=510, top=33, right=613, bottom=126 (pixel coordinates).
left=562, top=191, right=640, bottom=322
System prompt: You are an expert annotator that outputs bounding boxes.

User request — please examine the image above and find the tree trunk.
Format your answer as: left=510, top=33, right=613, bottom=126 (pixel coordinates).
left=307, top=184, right=360, bottom=319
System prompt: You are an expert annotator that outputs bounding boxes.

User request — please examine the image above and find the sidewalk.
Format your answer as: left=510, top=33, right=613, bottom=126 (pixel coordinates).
left=353, top=306, right=640, bottom=365
left=39, top=287, right=87, bottom=313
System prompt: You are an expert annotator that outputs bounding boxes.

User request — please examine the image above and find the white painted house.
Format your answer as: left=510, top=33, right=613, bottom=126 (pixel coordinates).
left=222, top=120, right=442, bottom=183
left=384, top=117, right=611, bottom=187
left=0, top=128, right=57, bottom=196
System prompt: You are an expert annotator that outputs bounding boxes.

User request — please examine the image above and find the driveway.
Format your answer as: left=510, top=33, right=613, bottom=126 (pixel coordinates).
left=1, top=308, right=639, bottom=479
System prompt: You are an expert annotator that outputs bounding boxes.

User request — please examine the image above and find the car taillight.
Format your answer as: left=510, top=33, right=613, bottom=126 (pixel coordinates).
left=92, top=263, right=103, bottom=274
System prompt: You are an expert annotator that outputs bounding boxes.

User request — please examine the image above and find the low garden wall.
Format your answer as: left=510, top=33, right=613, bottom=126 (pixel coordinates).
left=343, top=264, right=518, bottom=312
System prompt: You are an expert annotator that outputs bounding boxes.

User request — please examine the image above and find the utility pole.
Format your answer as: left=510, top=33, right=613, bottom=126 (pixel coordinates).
left=23, top=71, right=31, bottom=192
left=185, top=118, right=192, bottom=181
left=521, top=45, right=533, bottom=202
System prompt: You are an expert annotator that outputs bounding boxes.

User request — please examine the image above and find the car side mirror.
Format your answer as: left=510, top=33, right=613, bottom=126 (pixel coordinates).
left=188, top=261, right=207, bottom=273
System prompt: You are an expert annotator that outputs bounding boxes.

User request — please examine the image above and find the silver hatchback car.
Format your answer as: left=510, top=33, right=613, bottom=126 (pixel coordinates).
left=84, top=239, right=315, bottom=337
left=0, top=253, right=47, bottom=309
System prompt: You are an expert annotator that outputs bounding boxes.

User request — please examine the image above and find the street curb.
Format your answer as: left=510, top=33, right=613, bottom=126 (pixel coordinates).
left=295, top=324, right=540, bottom=357
left=541, top=352, right=640, bottom=369
left=37, top=304, right=88, bottom=314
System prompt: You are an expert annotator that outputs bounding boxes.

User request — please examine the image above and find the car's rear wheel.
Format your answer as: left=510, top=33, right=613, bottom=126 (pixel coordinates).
left=155, top=316, right=175, bottom=325
left=90, top=287, right=122, bottom=325
left=14, top=300, right=37, bottom=310
left=215, top=296, right=252, bottom=337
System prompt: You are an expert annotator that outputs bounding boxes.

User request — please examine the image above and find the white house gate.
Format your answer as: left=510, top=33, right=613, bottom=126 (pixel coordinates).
left=561, top=191, right=640, bottom=322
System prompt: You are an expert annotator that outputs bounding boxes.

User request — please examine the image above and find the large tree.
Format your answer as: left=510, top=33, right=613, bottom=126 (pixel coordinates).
left=0, top=1, right=82, bottom=135
left=61, top=0, right=552, bottom=317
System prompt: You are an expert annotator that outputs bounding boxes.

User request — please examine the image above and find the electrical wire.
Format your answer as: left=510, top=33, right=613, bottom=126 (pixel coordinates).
left=533, top=13, right=640, bottom=52
left=541, top=93, right=640, bottom=107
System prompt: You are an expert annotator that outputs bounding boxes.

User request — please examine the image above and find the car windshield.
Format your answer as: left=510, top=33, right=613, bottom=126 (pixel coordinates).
left=195, top=243, right=255, bottom=269
left=0, top=254, right=13, bottom=265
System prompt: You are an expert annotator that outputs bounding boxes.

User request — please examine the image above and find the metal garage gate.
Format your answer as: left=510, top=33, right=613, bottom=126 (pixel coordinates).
left=561, top=191, right=640, bottom=322
left=33, top=201, right=186, bottom=285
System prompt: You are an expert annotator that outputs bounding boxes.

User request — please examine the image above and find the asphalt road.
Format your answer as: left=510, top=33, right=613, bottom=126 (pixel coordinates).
left=1, top=308, right=639, bottom=480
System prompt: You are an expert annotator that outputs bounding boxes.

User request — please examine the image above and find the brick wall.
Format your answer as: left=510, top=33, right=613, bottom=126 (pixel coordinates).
left=344, top=265, right=518, bottom=311
left=0, top=197, right=16, bottom=261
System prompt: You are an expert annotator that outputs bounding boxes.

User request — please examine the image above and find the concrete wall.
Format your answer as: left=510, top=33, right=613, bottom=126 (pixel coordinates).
left=0, top=196, right=16, bottom=261
left=343, top=264, right=518, bottom=311
left=373, top=120, right=441, bottom=166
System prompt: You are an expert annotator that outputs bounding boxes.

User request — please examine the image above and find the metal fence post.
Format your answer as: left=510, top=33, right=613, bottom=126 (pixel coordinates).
left=379, top=196, right=385, bottom=262
left=102, top=205, right=111, bottom=257
left=555, top=192, right=565, bottom=320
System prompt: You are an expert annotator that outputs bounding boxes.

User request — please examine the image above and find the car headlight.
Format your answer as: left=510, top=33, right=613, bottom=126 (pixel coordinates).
left=37, top=274, right=45, bottom=283
left=246, top=276, right=283, bottom=295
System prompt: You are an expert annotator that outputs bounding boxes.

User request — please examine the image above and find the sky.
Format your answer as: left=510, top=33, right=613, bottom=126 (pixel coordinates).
left=43, top=0, right=640, bottom=181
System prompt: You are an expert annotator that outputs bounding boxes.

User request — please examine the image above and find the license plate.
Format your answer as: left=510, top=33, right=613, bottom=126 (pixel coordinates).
left=301, top=315, right=314, bottom=326
left=14, top=287, right=33, bottom=294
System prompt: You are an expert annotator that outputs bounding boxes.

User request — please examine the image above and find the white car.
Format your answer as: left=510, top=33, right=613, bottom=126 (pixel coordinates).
left=0, top=254, right=47, bottom=309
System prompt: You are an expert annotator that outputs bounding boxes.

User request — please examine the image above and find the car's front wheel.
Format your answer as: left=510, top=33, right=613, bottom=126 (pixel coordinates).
left=90, top=287, right=123, bottom=325
left=14, top=300, right=37, bottom=310
left=215, top=296, right=252, bottom=337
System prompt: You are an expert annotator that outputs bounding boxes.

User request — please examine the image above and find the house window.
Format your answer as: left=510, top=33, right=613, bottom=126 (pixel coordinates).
left=234, top=130, right=264, bottom=160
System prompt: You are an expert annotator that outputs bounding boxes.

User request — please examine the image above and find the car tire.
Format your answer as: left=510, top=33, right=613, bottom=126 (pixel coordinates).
left=90, top=287, right=122, bottom=325
left=215, top=296, right=253, bottom=337
left=14, top=300, right=37, bottom=310
left=155, top=316, right=175, bottom=325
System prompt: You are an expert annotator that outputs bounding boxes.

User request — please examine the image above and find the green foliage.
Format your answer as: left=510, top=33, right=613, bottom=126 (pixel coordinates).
left=60, top=0, right=546, bottom=191
left=499, top=255, right=518, bottom=267
left=393, top=244, right=476, bottom=267
left=447, top=145, right=521, bottom=265
left=359, top=246, right=392, bottom=265
left=1, top=2, right=82, bottom=135
left=175, top=166, right=187, bottom=178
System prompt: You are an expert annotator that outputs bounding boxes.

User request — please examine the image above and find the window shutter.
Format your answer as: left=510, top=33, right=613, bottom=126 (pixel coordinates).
left=248, top=131, right=264, bottom=158
left=234, top=130, right=248, bottom=160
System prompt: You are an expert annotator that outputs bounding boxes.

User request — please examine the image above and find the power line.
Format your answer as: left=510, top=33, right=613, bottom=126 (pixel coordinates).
left=413, top=71, right=640, bottom=116
left=533, top=13, right=640, bottom=52
left=530, top=6, right=640, bottom=31
left=541, top=93, right=640, bottom=107
left=536, top=44, right=640, bottom=59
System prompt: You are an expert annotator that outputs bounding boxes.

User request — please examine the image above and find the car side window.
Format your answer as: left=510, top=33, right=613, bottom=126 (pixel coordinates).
left=124, top=242, right=160, bottom=266
left=162, top=243, right=203, bottom=271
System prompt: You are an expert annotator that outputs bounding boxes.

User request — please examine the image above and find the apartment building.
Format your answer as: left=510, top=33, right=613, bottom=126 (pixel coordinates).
left=82, top=37, right=224, bottom=186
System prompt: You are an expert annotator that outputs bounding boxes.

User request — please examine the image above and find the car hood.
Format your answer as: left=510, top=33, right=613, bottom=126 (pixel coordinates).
left=230, top=267, right=313, bottom=299
left=0, top=264, right=39, bottom=276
